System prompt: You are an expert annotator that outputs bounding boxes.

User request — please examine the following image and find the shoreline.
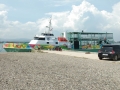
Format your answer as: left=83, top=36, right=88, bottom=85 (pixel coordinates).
left=0, top=49, right=99, bottom=60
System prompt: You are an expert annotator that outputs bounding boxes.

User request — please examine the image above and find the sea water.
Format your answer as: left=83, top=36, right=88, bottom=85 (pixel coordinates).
left=0, top=43, right=6, bottom=52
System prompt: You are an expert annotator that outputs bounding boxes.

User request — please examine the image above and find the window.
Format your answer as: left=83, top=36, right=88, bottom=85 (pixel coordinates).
left=113, top=45, right=120, bottom=51
left=56, top=42, right=58, bottom=44
left=34, top=37, right=39, bottom=40
left=119, top=46, right=120, bottom=51
left=38, top=38, right=45, bottom=40
left=47, top=42, right=49, bottom=44
left=41, top=33, right=54, bottom=36
left=101, top=46, right=113, bottom=52
left=50, top=34, right=54, bottom=36
left=34, top=37, right=45, bottom=40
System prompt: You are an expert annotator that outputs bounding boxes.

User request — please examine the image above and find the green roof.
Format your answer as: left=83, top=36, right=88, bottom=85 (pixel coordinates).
left=67, top=32, right=113, bottom=34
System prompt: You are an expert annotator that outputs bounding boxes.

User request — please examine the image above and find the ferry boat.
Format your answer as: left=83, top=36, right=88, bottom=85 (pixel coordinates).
left=29, top=18, right=70, bottom=50
left=3, top=43, right=32, bottom=52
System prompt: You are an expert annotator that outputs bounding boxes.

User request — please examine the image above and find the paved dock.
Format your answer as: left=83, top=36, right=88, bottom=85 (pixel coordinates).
left=43, top=50, right=99, bottom=60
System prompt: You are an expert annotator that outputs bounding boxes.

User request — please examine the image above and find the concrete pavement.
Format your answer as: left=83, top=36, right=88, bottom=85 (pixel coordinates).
left=43, top=50, right=99, bottom=60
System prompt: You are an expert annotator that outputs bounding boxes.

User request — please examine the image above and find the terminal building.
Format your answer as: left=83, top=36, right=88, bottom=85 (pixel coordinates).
left=61, top=31, right=114, bottom=51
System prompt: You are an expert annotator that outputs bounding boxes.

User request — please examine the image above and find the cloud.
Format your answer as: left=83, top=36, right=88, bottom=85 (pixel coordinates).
left=0, top=1, right=120, bottom=41
left=0, top=4, right=39, bottom=39
left=48, top=1, right=120, bottom=41
left=0, top=4, right=8, bottom=10
left=53, top=0, right=82, bottom=7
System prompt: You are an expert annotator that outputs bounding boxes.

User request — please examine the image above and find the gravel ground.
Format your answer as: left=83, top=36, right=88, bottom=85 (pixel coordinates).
left=0, top=52, right=120, bottom=90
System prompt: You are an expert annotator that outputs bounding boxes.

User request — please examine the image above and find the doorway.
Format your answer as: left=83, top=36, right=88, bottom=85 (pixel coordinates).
left=74, top=41, right=79, bottom=49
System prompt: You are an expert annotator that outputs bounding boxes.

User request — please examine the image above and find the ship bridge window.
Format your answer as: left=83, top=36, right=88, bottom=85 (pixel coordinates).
left=50, top=34, right=54, bottom=36
left=41, top=33, right=54, bottom=36
left=46, top=34, right=54, bottom=36
left=38, top=38, right=45, bottom=40
left=34, top=37, right=45, bottom=40
left=34, top=37, right=39, bottom=40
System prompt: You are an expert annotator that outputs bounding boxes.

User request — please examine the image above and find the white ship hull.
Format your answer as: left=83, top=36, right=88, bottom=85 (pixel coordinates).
left=28, top=18, right=71, bottom=50
left=29, top=39, right=69, bottom=48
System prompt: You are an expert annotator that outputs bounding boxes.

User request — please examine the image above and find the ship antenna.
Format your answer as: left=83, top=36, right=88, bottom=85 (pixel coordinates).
left=46, top=17, right=53, bottom=34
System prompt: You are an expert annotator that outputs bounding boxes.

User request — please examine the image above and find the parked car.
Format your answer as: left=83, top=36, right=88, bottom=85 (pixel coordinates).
left=98, top=44, right=120, bottom=60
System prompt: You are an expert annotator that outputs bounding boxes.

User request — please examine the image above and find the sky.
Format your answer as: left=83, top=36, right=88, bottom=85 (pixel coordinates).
left=0, top=0, right=120, bottom=41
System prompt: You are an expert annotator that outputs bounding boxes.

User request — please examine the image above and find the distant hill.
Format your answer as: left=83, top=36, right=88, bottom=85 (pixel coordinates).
left=0, top=38, right=31, bottom=43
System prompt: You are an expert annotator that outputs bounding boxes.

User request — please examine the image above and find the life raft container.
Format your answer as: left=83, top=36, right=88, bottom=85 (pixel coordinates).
left=58, top=37, right=67, bottom=42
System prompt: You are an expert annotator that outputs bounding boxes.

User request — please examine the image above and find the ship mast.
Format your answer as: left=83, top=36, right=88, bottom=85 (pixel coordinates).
left=46, top=17, right=53, bottom=34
